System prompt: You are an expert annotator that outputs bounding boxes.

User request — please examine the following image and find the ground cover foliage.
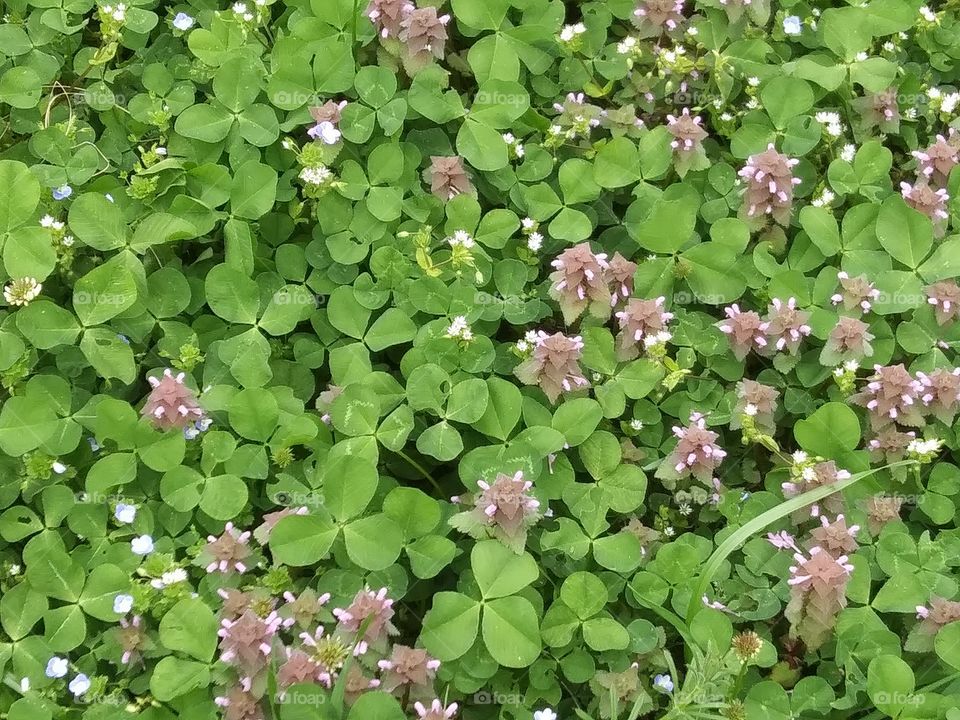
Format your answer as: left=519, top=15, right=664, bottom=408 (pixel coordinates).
left=3, top=0, right=960, bottom=719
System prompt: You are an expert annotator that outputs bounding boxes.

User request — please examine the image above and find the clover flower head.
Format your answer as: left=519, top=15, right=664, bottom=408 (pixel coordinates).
left=3, top=277, right=42, bottom=306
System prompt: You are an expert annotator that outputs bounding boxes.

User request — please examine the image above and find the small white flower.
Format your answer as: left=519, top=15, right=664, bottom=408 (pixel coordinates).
left=173, top=12, right=195, bottom=30
left=844, top=360, right=859, bottom=372
left=299, top=165, right=332, bottom=185
left=232, top=2, right=247, bottom=13
left=827, top=122, right=844, bottom=137
left=40, top=214, right=57, bottom=227
left=19, top=677, right=29, bottom=693
left=617, top=36, right=637, bottom=55
left=534, top=710, right=557, bottom=720
left=51, top=461, right=67, bottom=474
left=131, top=535, right=154, bottom=555
left=113, top=594, right=134, bottom=614
left=882, top=41, right=895, bottom=52
left=527, top=232, right=543, bottom=252
left=630, top=419, right=643, bottom=430
left=46, top=657, right=68, bottom=678
left=855, top=51, right=869, bottom=62
left=748, top=77, right=760, bottom=87
left=941, top=93, right=960, bottom=115
left=521, top=217, right=535, bottom=230
left=919, top=6, right=936, bottom=22
left=445, top=315, right=472, bottom=340
left=840, top=144, right=856, bottom=162
left=928, top=87, right=942, bottom=100
left=69, top=674, right=91, bottom=697
left=744, top=403, right=758, bottom=416
left=155, top=147, right=167, bottom=156
left=783, top=16, right=802, bottom=35
left=115, top=503, right=136, bottom=524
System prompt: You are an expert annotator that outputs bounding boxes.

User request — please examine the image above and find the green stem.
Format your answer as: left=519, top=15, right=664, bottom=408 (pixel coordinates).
left=395, top=450, right=443, bottom=497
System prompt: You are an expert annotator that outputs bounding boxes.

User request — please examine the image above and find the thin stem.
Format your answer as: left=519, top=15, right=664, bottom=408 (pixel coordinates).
left=395, top=450, right=443, bottom=496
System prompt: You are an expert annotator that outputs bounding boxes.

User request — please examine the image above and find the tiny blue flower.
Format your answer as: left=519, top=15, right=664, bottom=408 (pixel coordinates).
left=173, top=12, right=195, bottom=31
left=52, top=185, right=72, bottom=200
left=115, top=503, right=136, bottom=524
left=87, top=437, right=101, bottom=453
left=653, top=674, right=674, bottom=693
left=117, top=334, right=130, bottom=344
left=783, top=16, right=802, bottom=35
left=113, top=593, right=134, bottom=614
left=68, top=673, right=91, bottom=697
left=131, top=535, right=154, bottom=555
left=45, top=656, right=68, bottom=678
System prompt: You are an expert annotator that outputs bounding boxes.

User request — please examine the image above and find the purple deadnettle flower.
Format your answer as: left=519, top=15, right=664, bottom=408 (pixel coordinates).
left=738, top=144, right=801, bottom=226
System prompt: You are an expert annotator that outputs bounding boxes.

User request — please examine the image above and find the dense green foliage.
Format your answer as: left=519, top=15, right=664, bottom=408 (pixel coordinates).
left=3, top=0, right=960, bottom=719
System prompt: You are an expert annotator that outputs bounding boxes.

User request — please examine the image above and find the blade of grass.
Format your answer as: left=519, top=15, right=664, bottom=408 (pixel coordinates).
left=685, top=460, right=915, bottom=623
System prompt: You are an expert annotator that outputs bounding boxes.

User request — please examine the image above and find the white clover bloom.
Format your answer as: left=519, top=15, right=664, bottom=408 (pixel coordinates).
left=113, top=594, right=134, bottom=614
left=815, top=111, right=841, bottom=125
left=115, top=503, right=136, bottom=524
left=527, top=232, right=543, bottom=252
left=448, top=229, right=474, bottom=248
left=445, top=316, right=473, bottom=340
left=521, top=217, right=535, bottom=230
left=46, top=657, right=68, bottom=678
left=840, top=144, right=856, bottom=162
left=811, top=189, right=835, bottom=207
left=941, top=93, right=960, bottom=114
left=827, top=122, right=843, bottom=137
left=748, top=77, right=760, bottom=87
left=783, top=16, right=802, bottom=35
left=617, top=36, right=638, bottom=55
left=3, top=277, right=42, bottom=306
left=919, top=6, right=936, bottom=22
left=855, top=51, right=869, bottom=62
left=131, top=535, right=154, bottom=555
left=299, top=166, right=332, bottom=185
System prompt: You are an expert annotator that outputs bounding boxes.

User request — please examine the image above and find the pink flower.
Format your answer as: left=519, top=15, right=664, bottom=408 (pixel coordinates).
left=822, top=316, right=874, bottom=365
left=203, top=522, right=252, bottom=574
left=766, top=530, right=799, bottom=551
left=763, top=297, right=811, bottom=354
left=399, top=7, right=450, bottom=62
left=738, top=144, right=801, bottom=226
left=366, top=0, right=413, bottom=38
left=660, top=412, right=727, bottom=484
left=901, top=181, right=949, bottom=236
left=428, top=156, right=473, bottom=201
left=332, top=588, right=398, bottom=653
left=218, top=610, right=284, bottom=676
left=632, top=0, right=685, bottom=32
left=141, top=368, right=205, bottom=430
left=926, top=280, right=960, bottom=325
left=851, top=364, right=925, bottom=428
left=514, top=331, right=589, bottom=403
left=414, top=699, right=459, bottom=720
left=614, top=296, right=673, bottom=360
left=786, top=546, right=854, bottom=649
left=666, top=108, right=707, bottom=153
left=548, top=243, right=612, bottom=323
left=718, top=304, right=769, bottom=360
left=831, top=271, right=881, bottom=314
left=912, top=129, right=960, bottom=186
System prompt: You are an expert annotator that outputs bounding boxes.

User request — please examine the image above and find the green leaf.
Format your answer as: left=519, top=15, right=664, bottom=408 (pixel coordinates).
left=150, top=657, right=211, bottom=701
left=876, top=194, right=933, bottom=269
left=472, top=541, right=539, bottom=599
left=159, top=598, right=218, bottom=661
left=794, top=402, right=860, bottom=457
left=482, top=596, right=541, bottom=667
left=270, top=514, right=339, bottom=566
left=421, top=591, right=481, bottom=661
